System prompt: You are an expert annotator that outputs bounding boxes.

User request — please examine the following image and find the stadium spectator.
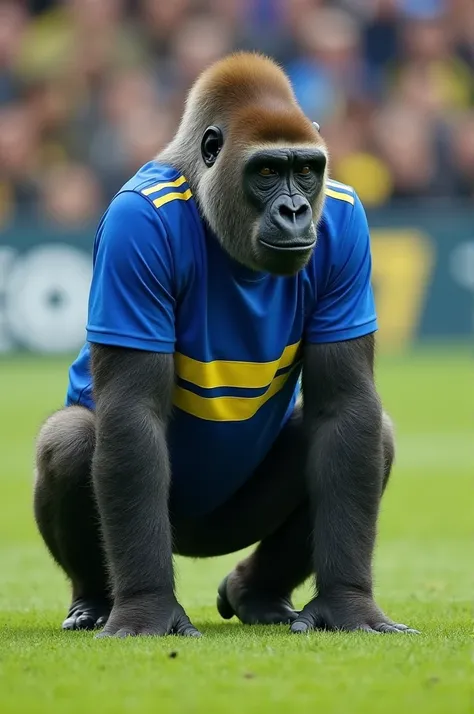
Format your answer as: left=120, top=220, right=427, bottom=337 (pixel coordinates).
left=0, top=0, right=471, bottom=226
left=39, top=163, right=103, bottom=227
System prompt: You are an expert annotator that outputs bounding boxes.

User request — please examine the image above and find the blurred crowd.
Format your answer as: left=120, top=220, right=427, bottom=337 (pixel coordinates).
left=0, top=0, right=473, bottom=228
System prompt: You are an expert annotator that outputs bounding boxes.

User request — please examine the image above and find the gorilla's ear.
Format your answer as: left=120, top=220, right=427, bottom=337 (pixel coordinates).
left=201, top=126, right=224, bottom=167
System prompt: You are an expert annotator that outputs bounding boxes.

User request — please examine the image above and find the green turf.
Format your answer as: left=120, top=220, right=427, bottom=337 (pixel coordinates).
left=0, top=347, right=471, bottom=714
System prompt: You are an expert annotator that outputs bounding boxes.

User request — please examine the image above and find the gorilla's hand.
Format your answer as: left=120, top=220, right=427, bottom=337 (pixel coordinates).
left=290, top=591, right=420, bottom=635
left=96, top=593, right=201, bottom=638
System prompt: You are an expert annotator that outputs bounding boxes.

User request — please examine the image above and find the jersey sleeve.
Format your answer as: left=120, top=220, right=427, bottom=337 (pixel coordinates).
left=86, top=190, right=176, bottom=352
left=304, top=192, right=377, bottom=344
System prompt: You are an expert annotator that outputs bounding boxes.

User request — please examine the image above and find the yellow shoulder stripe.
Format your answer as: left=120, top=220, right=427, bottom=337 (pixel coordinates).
left=141, top=174, right=193, bottom=208
left=325, top=188, right=355, bottom=205
left=142, top=175, right=187, bottom=196
left=152, top=188, right=193, bottom=209
left=175, top=341, right=300, bottom=390
left=173, top=364, right=300, bottom=422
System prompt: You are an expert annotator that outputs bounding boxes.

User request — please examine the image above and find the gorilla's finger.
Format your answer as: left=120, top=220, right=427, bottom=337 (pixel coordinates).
left=62, top=617, right=76, bottom=631
left=75, top=614, right=96, bottom=630
left=290, top=620, right=310, bottom=633
left=374, top=622, right=420, bottom=634
left=182, top=626, right=202, bottom=638
left=356, top=624, right=382, bottom=634
left=290, top=610, right=319, bottom=633
left=216, top=576, right=235, bottom=620
left=174, top=616, right=202, bottom=638
left=290, top=600, right=325, bottom=633
left=392, top=623, right=421, bottom=634
left=94, top=630, right=116, bottom=640
left=375, top=623, right=403, bottom=633
left=115, top=629, right=135, bottom=638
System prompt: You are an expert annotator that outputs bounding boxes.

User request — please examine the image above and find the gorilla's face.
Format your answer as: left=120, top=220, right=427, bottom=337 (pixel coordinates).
left=242, top=147, right=327, bottom=275
left=198, top=126, right=327, bottom=275
left=197, top=127, right=327, bottom=277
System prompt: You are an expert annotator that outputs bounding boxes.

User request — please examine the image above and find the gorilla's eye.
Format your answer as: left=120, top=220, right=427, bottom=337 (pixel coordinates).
left=259, top=167, right=277, bottom=176
left=299, top=166, right=312, bottom=176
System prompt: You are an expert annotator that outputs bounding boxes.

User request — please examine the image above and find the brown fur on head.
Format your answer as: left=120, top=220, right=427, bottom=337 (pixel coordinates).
left=158, top=52, right=328, bottom=275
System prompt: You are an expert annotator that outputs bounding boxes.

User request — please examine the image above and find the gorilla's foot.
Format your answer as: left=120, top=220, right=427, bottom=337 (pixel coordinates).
left=62, top=596, right=111, bottom=631
left=217, top=573, right=298, bottom=626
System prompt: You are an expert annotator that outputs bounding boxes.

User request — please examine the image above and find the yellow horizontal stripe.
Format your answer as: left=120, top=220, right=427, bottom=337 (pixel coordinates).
left=173, top=365, right=299, bottom=422
left=325, top=188, right=355, bottom=205
left=175, top=341, right=300, bottom=390
left=142, top=175, right=187, bottom=196
left=153, top=188, right=193, bottom=209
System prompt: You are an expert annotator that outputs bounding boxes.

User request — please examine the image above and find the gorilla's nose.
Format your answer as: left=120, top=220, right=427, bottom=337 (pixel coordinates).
left=273, top=195, right=312, bottom=235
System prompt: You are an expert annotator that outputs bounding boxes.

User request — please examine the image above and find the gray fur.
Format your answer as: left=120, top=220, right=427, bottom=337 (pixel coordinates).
left=157, top=76, right=327, bottom=274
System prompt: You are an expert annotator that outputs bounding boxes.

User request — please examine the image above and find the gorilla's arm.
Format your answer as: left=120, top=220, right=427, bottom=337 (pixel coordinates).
left=90, top=344, right=200, bottom=638
left=294, top=334, right=393, bottom=633
left=303, top=334, right=381, bottom=595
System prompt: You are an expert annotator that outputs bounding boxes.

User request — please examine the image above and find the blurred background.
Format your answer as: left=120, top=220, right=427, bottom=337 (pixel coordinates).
left=0, top=6, right=471, bottom=701
left=0, top=0, right=472, bottom=354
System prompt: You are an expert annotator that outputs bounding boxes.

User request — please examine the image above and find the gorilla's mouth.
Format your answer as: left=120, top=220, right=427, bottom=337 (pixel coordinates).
left=259, top=238, right=316, bottom=252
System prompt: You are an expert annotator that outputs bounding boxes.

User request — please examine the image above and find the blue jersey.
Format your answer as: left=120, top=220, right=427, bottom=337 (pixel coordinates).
left=66, top=161, right=377, bottom=517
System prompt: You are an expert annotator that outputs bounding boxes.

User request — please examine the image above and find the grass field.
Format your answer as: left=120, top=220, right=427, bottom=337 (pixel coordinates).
left=0, top=347, right=471, bottom=714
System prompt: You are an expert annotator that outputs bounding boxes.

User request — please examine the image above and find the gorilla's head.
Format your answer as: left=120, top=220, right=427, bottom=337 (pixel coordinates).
left=159, top=52, right=328, bottom=276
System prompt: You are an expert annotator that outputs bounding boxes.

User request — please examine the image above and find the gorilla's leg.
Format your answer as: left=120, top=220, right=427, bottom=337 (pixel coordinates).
left=176, top=405, right=396, bottom=626
left=217, top=409, right=396, bottom=625
left=217, top=405, right=311, bottom=625
left=216, top=503, right=313, bottom=625
left=34, top=406, right=111, bottom=630
left=174, top=404, right=312, bottom=625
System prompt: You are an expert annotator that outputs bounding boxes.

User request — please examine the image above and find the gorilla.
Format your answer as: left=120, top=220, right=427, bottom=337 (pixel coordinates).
left=33, top=52, right=418, bottom=638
